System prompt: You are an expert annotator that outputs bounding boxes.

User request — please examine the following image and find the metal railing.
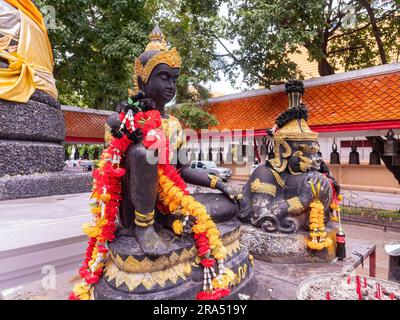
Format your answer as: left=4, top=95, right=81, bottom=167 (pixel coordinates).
left=341, top=190, right=400, bottom=229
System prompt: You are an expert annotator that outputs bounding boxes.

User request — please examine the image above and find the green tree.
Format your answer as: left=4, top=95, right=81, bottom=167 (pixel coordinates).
left=148, top=0, right=225, bottom=103
left=35, top=0, right=222, bottom=129
left=36, top=0, right=152, bottom=110
left=223, top=0, right=400, bottom=89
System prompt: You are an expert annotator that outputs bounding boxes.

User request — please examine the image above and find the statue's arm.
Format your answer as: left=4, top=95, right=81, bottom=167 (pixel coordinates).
left=176, top=149, right=238, bottom=200
left=178, top=162, right=226, bottom=190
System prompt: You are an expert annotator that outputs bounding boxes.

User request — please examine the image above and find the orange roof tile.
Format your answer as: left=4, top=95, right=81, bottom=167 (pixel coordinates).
left=207, top=72, right=400, bottom=131
left=63, top=110, right=109, bottom=141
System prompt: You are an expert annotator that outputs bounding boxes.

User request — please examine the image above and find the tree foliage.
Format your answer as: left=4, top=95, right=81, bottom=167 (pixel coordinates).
left=169, top=102, right=218, bottom=130
left=36, top=0, right=152, bottom=110
left=222, top=0, right=400, bottom=88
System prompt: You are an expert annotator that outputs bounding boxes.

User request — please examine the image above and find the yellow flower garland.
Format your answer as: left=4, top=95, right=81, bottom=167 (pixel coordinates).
left=158, top=168, right=228, bottom=261
left=307, top=181, right=333, bottom=251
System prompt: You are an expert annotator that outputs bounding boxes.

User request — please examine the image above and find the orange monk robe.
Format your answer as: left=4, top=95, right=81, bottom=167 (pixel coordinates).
left=0, top=0, right=58, bottom=103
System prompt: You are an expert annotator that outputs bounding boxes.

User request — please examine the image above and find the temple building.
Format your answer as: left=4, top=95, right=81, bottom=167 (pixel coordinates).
left=61, top=63, right=400, bottom=194
left=195, top=63, right=400, bottom=194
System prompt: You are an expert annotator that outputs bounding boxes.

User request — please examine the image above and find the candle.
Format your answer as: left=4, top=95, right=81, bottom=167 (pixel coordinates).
left=347, top=275, right=351, bottom=284
left=326, top=292, right=331, bottom=300
left=390, top=293, right=395, bottom=300
left=356, top=276, right=362, bottom=300
left=364, top=277, right=367, bottom=288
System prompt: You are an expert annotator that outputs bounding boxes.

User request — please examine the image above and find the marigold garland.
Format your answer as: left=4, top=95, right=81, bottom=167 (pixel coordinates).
left=70, top=103, right=233, bottom=300
left=307, top=181, right=333, bottom=251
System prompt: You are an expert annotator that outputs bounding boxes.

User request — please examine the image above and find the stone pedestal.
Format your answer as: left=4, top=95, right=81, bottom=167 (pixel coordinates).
left=93, top=219, right=257, bottom=300
left=0, top=90, right=92, bottom=200
left=240, top=223, right=338, bottom=264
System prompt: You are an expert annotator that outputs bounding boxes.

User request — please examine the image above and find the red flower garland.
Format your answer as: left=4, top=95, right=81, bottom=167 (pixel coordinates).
left=70, top=108, right=231, bottom=301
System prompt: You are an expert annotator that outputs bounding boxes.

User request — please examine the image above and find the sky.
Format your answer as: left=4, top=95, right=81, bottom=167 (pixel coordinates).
left=204, top=3, right=244, bottom=96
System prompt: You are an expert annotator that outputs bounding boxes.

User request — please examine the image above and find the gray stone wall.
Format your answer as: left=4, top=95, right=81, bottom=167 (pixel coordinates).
left=0, top=140, right=64, bottom=176
left=0, top=172, right=92, bottom=200
left=0, top=97, right=64, bottom=143
left=0, top=90, right=92, bottom=199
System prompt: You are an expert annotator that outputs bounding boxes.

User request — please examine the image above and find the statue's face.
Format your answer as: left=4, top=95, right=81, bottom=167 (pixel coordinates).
left=288, top=142, right=322, bottom=172
left=142, top=63, right=179, bottom=108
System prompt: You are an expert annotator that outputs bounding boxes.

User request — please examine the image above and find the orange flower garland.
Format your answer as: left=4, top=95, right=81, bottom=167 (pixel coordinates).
left=157, top=165, right=234, bottom=299
left=70, top=104, right=233, bottom=300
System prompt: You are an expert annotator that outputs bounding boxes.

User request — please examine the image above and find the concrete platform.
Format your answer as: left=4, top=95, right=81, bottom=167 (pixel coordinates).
left=0, top=192, right=399, bottom=300
left=0, top=193, right=92, bottom=290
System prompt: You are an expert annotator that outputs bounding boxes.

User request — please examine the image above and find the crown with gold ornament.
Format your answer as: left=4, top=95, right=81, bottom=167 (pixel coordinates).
left=272, top=80, right=318, bottom=142
left=132, top=25, right=182, bottom=89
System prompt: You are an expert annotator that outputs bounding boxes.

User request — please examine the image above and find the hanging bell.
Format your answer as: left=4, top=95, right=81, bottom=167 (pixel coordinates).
left=330, top=139, right=340, bottom=164
left=383, top=129, right=398, bottom=157
left=259, top=135, right=267, bottom=155
left=369, top=138, right=381, bottom=165
left=349, top=138, right=360, bottom=165
left=268, top=143, right=275, bottom=160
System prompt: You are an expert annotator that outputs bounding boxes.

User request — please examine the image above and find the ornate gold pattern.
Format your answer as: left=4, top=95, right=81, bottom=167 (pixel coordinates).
left=161, top=115, right=186, bottom=161
left=268, top=158, right=288, bottom=173
left=250, top=178, right=277, bottom=197
left=231, top=262, right=248, bottom=286
left=135, top=48, right=182, bottom=84
left=111, top=247, right=197, bottom=273
left=104, top=123, right=113, bottom=145
left=288, top=164, right=303, bottom=176
left=287, top=196, right=304, bottom=214
left=299, top=143, right=320, bottom=154
left=104, top=259, right=192, bottom=291
left=274, top=139, right=292, bottom=158
left=209, top=174, right=219, bottom=189
left=269, top=168, right=285, bottom=188
left=274, top=119, right=318, bottom=141
left=134, top=210, right=155, bottom=227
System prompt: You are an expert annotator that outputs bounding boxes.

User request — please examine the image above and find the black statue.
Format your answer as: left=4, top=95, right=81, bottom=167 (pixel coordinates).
left=238, top=81, right=336, bottom=233
left=106, top=28, right=241, bottom=256
left=94, top=26, right=255, bottom=301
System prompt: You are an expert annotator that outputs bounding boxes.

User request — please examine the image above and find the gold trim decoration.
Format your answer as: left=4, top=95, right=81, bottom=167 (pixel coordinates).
left=231, top=263, right=248, bottom=286
left=287, top=196, right=304, bottom=214
left=248, top=254, right=254, bottom=268
left=274, top=119, right=318, bottom=141
left=111, top=247, right=197, bottom=273
left=134, top=48, right=181, bottom=84
left=209, top=174, right=220, bottom=189
left=104, top=123, right=113, bottom=145
left=250, top=178, right=277, bottom=197
left=134, top=210, right=155, bottom=227
left=269, top=168, right=285, bottom=188
left=288, top=164, right=303, bottom=176
left=268, top=158, right=287, bottom=173
left=132, top=26, right=182, bottom=89
left=104, top=259, right=192, bottom=291
left=222, top=228, right=241, bottom=246
left=299, top=143, right=320, bottom=154
left=274, top=139, right=292, bottom=158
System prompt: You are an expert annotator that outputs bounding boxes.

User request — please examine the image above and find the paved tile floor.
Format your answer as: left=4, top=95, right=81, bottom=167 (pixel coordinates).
left=1, top=191, right=399, bottom=300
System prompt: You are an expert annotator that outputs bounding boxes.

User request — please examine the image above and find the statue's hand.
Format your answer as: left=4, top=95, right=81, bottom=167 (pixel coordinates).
left=218, top=182, right=242, bottom=203
left=172, top=214, right=196, bottom=234
left=300, top=171, right=331, bottom=206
